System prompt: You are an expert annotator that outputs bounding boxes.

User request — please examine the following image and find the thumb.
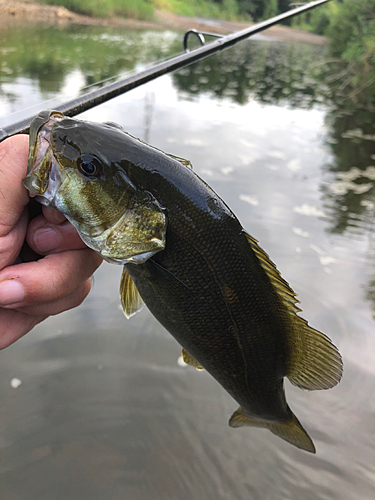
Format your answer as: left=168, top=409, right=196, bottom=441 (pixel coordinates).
left=0, top=135, right=30, bottom=234
left=27, top=214, right=88, bottom=255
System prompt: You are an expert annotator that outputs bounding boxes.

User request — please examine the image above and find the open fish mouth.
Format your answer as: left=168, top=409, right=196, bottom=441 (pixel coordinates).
left=23, top=111, right=64, bottom=206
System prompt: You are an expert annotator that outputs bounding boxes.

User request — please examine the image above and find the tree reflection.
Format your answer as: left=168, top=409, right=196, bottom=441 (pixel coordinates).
left=0, top=22, right=181, bottom=97
left=173, top=40, right=326, bottom=108
left=321, top=107, right=375, bottom=236
left=172, top=39, right=375, bottom=237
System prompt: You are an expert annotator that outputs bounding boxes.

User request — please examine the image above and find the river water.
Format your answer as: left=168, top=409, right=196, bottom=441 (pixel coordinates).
left=1, top=20, right=375, bottom=500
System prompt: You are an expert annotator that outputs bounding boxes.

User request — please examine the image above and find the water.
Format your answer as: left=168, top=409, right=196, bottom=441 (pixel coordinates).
left=1, top=20, right=375, bottom=500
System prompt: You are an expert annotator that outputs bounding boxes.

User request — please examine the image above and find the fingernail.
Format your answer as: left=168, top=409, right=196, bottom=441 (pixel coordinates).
left=0, top=280, right=25, bottom=306
left=34, top=228, right=61, bottom=253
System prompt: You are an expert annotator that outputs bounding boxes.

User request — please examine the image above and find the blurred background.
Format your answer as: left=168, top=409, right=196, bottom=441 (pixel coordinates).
left=1, top=1, right=375, bottom=499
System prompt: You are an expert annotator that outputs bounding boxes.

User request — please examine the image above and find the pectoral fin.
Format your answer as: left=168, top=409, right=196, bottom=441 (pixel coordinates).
left=229, top=406, right=315, bottom=453
left=120, top=267, right=144, bottom=319
left=182, top=348, right=204, bottom=370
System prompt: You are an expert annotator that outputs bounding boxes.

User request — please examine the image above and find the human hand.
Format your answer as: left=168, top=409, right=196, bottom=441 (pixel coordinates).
left=0, top=135, right=103, bottom=349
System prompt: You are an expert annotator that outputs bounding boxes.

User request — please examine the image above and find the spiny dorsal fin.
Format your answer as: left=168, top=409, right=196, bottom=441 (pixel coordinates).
left=167, top=153, right=193, bottom=169
left=244, top=231, right=343, bottom=391
left=182, top=348, right=204, bottom=370
left=229, top=405, right=316, bottom=453
left=120, top=267, right=144, bottom=319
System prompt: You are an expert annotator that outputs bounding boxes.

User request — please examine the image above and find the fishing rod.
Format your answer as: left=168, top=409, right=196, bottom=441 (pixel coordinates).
left=0, top=0, right=330, bottom=141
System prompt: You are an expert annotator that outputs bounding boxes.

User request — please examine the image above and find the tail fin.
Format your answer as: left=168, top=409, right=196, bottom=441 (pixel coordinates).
left=229, top=406, right=316, bottom=453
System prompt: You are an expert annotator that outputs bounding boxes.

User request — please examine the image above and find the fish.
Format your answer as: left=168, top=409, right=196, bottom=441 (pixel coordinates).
left=23, top=110, right=343, bottom=453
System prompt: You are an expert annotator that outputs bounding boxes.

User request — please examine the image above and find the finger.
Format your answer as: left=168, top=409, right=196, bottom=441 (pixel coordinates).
left=26, top=214, right=87, bottom=255
left=0, top=135, right=30, bottom=234
left=0, top=309, right=47, bottom=350
left=42, top=205, right=67, bottom=225
left=0, top=207, right=28, bottom=270
left=10, top=279, right=92, bottom=317
left=0, top=280, right=92, bottom=350
left=0, top=248, right=102, bottom=308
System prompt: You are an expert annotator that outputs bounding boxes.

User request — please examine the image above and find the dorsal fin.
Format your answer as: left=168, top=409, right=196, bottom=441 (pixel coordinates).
left=120, top=267, right=144, bottom=319
left=167, top=153, right=193, bottom=169
left=244, top=231, right=343, bottom=390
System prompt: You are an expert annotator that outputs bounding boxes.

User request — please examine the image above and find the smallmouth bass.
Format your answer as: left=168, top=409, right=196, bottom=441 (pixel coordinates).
left=23, top=110, right=343, bottom=453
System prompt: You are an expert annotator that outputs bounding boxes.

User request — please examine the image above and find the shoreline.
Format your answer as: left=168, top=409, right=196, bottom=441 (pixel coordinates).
left=0, top=0, right=327, bottom=45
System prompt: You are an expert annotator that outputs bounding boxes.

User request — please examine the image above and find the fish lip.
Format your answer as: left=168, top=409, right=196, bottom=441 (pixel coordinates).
left=36, top=155, right=61, bottom=206
left=23, top=111, right=64, bottom=205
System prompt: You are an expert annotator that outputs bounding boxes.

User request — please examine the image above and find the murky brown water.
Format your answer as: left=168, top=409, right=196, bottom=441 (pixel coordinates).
left=1, top=20, right=375, bottom=500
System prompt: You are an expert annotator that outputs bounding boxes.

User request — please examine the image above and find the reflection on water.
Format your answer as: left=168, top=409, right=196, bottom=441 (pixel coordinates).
left=173, top=41, right=327, bottom=108
left=321, top=107, right=375, bottom=317
left=1, top=20, right=375, bottom=500
left=322, top=109, right=375, bottom=235
left=0, top=21, right=181, bottom=127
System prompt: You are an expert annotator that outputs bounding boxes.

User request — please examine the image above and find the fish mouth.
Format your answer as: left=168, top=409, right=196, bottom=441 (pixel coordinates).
left=23, top=110, right=64, bottom=206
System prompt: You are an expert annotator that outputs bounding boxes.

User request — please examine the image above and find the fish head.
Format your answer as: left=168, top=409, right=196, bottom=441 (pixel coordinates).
left=23, top=110, right=166, bottom=264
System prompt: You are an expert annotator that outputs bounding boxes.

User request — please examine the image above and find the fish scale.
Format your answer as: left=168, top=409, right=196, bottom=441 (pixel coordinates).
left=23, top=110, right=343, bottom=453
left=126, top=202, right=291, bottom=419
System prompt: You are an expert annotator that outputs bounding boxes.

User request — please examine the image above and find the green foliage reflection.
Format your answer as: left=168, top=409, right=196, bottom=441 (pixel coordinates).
left=173, top=41, right=326, bottom=108
left=0, top=23, right=181, bottom=96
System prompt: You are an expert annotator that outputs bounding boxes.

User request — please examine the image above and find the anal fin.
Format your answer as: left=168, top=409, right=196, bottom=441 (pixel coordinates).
left=120, top=267, right=144, bottom=319
left=229, top=406, right=316, bottom=453
left=182, top=348, right=204, bottom=370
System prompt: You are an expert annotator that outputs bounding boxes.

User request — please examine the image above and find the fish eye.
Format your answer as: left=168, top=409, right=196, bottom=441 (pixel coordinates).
left=77, top=155, right=102, bottom=178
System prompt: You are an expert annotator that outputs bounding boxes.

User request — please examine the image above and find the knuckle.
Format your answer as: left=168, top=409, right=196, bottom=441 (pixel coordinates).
left=48, top=266, right=70, bottom=300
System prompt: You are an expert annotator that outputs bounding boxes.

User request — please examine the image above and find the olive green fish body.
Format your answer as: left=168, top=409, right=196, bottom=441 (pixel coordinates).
left=123, top=170, right=289, bottom=422
left=24, top=111, right=343, bottom=453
